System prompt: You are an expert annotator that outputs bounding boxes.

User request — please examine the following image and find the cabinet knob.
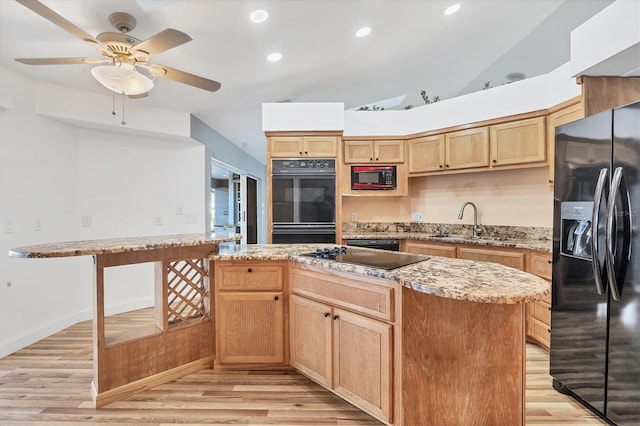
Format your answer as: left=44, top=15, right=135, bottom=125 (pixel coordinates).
left=247, top=268, right=253, bottom=273
left=548, top=305, right=552, bottom=311
left=547, top=327, right=551, bottom=333
left=375, top=157, right=379, bottom=161
left=369, top=157, right=373, bottom=161
left=548, top=179, right=553, bottom=183
left=299, top=151, right=303, bottom=155
left=332, top=314, right=339, bottom=320
left=439, top=164, right=443, bottom=168
left=547, top=260, right=552, bottom=264
left=492, top=159, right=497, bottom=164
left=274, top=296, right=279, bottom=301
left=445, top=164, right=450, bottom=168
left=323, top=312, right=330, bottom=318
left=304, top=151, right=308, bottom=154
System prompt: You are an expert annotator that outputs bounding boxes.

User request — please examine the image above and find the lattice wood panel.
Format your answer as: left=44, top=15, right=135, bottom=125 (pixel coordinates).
left=166, top=259, right=209, bottom=326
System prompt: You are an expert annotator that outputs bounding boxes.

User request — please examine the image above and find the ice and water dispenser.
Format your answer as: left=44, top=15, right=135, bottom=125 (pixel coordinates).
left=560, top=201, right=593, bottom=259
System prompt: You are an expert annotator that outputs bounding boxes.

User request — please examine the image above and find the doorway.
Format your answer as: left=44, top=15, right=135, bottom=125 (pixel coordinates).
left=210, top=159, right=259, bottom=245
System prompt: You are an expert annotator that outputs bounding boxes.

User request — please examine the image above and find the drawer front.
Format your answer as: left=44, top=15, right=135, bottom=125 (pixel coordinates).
left=532, top=300, right=551, bottom=325
left=290, top=268, right=393, bottom=322
left=457, top=247, right=525, bottom=270
left=530, top=253, right=552, bottom=280
left=217, top=263, right=284, bottom=291
left=405, top=242, right=456, bottom=258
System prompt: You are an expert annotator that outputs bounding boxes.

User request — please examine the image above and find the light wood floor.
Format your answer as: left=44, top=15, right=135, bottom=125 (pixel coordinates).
left=0, top=309, right=606, bottom=425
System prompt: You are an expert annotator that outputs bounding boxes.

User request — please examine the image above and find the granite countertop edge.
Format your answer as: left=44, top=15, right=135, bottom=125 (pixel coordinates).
left=8, top=233, right=242, bottom=258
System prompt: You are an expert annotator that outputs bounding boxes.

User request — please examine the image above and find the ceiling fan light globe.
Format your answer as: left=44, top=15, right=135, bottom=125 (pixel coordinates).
left=91, top=65, right=154, bottom=95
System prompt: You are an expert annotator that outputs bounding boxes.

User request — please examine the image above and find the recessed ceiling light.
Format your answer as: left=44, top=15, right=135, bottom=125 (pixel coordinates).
left=267, top=52, right=282, bottom=62
left=355, top=27, right=371, bottom=38
left=249, top=10, right=268, bottom=23
left=506, top=72, right=526, bottom=81
left=444, top=4, right=461, bottom=15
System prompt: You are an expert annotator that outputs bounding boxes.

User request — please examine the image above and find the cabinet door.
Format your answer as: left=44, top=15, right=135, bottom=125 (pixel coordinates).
left=445, top=127, right=489, bottom=170
left=344, top=140, right=374, bottom=163
left=289, top=295, right=333, bottom=387
left=374, top=140, right=404, bottom=163
left=216, top=263, right=284, bottom=291
left=457, top=247, right=525, bottom=270
left=408, top=135, right=445, bottom=173
left=333, top=308, right=393, bottom=423
left=217, top=292, right=284, bottom=364
left=547, top=101, right=584, bottom=187
left=269, top=136, right=303, bottom=157
left=303, top=136, right=338, bottom=157
left=404, top=241, right=456, bottom=258
left=490, top=117, right=546, bottom=167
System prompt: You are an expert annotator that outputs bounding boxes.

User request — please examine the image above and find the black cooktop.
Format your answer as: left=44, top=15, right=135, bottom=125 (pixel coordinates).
left=301, top=246, right=429, bottom=270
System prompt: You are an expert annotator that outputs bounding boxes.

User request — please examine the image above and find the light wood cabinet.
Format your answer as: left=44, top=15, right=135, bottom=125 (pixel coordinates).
left=269, top=135, right=338, bottom=158
left=407, top=135, right=445, bottom=173
left=444, top=127, right=490, bottom=170
left=344, top=139, right=404, bottom=163
left=289, top=265, right=394, bottom=424
left=490, top=117, right=546, bottom=167
left=403, top=240, right=456, bottom=258
left=526, top=252, right=552, bottom=351
left=457, top=246, right=526, bottom=270
left=547, top=100, right=584, bottom=188
left=215, top=261, right=286, bottom=364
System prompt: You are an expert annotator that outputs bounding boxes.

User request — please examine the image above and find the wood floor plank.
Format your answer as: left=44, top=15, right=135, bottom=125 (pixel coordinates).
left=0, top=308, right=606, bottom=425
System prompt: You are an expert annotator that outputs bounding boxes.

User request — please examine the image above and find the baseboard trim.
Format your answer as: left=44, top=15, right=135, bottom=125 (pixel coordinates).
left=91, top=355, right=215, bottom=408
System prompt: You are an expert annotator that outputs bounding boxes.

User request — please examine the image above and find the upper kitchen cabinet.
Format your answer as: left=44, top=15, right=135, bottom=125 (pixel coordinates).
left=343, top=139, right=405, bottom=164
left=546, top=98, right=584, bottom=188
left=408, top=135, right=445, bottom=173
left=490, top=117, right=546, bottom=167
left=445, top=127, right=490, bottom=170
left=268, top=135, right=339, bottom=158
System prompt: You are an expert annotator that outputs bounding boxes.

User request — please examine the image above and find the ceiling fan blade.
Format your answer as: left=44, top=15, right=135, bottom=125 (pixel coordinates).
left=16, top=57, right=107, bottom=65
left=149, top=64, right=221, bottom=92
left=16, top=0, right=105, bottom=50
left=131, top=29, right=192, bottom=56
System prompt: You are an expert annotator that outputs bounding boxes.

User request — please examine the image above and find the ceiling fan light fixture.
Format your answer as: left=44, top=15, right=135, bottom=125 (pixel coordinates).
left=91, top=64, right=154, bottom=95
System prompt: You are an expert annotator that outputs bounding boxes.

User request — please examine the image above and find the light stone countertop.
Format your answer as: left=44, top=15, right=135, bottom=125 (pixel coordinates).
left=8, top=233, right=241, bottom=258
left=213, top=244, right=550, bottom=304
left=342, top=232, right=552, bottom=252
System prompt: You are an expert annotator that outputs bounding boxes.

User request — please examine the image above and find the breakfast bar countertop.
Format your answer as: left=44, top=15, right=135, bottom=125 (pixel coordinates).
left=8, top=233, right=241, bottom=258
left=213, top=244, right=550, bottom=304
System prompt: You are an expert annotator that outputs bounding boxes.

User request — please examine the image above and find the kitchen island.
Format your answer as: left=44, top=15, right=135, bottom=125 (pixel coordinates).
left=213, top=244, right=548, bottom=426
left=10, top=238, right=548, bottom=425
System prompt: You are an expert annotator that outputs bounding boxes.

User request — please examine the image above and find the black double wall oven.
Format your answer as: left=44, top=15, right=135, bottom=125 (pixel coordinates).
left=271, top=159, right=336, bottom=244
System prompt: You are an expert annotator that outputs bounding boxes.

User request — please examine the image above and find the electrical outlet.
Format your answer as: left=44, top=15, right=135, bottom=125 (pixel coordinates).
left=154, top=215, right=163, bottom=226
left=81, top=215, right=92, bottom=228
left=34, top=217, right=43, bottom=231
left=351, top=213, right=357, bottom=222
left=185, top=214, right=198, bottom=224
left=3, top=220, right=13, bottom=234
left=411, top=212, right=424, bottom=222
left=176, top=203, right=184, bottom=215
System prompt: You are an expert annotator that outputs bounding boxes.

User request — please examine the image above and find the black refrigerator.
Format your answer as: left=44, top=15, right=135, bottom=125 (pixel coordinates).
left=551, top=101, right=640, bottom=426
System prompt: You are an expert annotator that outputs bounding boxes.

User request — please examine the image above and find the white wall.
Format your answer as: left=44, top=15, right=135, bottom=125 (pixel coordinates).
left=0, top=67, right=205, bottom=357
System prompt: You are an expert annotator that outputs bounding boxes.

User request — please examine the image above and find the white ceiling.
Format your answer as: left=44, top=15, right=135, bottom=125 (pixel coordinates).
left=0, top=0, right=613, bottom=165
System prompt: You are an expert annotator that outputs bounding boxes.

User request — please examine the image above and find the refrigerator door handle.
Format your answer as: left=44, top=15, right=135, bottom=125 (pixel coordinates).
left=605, top=166, right=632, bottom=301
left=591, top=168, right=608, bottom=295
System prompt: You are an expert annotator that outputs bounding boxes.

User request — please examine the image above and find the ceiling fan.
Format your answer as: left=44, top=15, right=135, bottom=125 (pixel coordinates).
left=14, top=0, right=221, bottom=97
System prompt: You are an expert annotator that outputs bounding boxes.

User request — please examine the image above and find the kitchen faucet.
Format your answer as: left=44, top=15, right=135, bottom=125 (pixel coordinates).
left=458, top=202, right=482, bottom=238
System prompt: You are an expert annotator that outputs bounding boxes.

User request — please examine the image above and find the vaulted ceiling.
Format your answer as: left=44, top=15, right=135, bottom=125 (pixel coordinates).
left=0, top=0, right=613, bottom=164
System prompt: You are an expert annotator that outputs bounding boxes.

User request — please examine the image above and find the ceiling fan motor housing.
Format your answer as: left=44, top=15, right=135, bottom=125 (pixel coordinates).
left=109, top=12, right=137, bottom=33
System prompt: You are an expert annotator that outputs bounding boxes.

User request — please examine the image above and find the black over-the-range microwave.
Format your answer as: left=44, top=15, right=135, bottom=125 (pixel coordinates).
left=351, top=165, right=397, bottom=190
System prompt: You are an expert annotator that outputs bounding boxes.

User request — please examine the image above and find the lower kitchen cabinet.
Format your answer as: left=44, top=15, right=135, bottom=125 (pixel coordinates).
left=403, top=240, right=457, bottom=258
left=289, top=267, right=394, bottom=424
left=526, top=252, right=552, bottom=351
left=215, top=261, right=286, bottom=364
left=457, top=246, right=526, bottom=270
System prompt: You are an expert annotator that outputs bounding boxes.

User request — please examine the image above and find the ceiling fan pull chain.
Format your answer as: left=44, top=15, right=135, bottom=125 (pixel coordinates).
left=121, top=92, right=126, bottom=126
left=112, top=89, right=116, bottom=116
